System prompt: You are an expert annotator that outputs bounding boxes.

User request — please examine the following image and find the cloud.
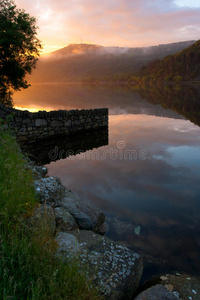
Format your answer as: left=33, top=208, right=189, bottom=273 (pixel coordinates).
left=15, top=0, right=200, bottom=52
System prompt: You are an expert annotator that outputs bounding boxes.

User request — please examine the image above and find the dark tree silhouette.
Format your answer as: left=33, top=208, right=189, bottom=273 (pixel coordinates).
left=0, top=0, right=42, bottom=106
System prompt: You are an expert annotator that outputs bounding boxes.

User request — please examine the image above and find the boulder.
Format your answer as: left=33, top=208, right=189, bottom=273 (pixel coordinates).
left=34, top=176, right=65, bottom=204
left=55, top=230, right=143, bottom=300
left=54, top=207, right=78, bottom=231
left=32, top=166, right=48, bottom=179
left=57, top=190, right=105, bottom=232
left=134, top=284, right=178, bottom=300
left=160, top=273, right=200, bottom=300
left=28, top=204, right=56, bottom=236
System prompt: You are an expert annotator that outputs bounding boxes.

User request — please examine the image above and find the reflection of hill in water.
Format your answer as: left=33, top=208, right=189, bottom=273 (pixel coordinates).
left=14, top=84, right=185, bottom=120
left=137, top=84, right=200, bottom=127
left=19, top=128, right=108, bottom=165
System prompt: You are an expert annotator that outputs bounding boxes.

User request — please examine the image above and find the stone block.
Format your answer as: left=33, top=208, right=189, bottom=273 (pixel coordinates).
left=35, top=119, right=47, bottom=127
left=51, top=120, right=63, bottom=127
left=22, top=118, right=31, bottom=125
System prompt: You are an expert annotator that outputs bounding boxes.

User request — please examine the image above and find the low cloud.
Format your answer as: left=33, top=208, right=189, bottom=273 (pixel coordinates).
left=15, top=0, right=200, bottom=53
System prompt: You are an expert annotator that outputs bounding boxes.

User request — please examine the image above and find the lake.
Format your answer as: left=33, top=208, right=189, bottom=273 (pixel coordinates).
left=13, top=83, right=200, bottom=282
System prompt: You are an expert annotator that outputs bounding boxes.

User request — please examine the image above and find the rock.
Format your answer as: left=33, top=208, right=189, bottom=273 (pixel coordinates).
left=35, top=119, right=47, bottom=127
left=107, top=217, right=135, bottom=236
left=56, top=231, right=79, bottom=257
left=97, top=222, right=109, bottom=235
left=54, top=207, right=78, bottom=231
left=57, top=190, right=105, bottom=232
left=32, top=166, right=48, bottom=179
left=160, top=273, right=200, bottom=300
left=51, top=120, right=63, bottom=127
left=28, top=204, right=56, bottom=236
left=17, top=136, right=28, bottom=141
left=55, top=230, right=143, bottom=300
left=34, top=176, right=65, bottom=204
left=134, top=284, right=178, bottom=300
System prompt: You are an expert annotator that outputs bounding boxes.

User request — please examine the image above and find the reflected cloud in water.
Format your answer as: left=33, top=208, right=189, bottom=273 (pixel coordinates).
left=45, top=114, right=200, bottom=275
left=16, top=84, right=200, bottom=277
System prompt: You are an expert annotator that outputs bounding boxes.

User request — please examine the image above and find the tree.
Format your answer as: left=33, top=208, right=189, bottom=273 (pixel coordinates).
left=173, top=75, right=183, bottom=82
left=0, top=0, right=42, bottom=106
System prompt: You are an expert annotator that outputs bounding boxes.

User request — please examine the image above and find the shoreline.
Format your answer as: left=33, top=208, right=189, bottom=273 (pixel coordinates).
left=26, top=80, right=200, bottom=86
left=30, top=159, right=200, bottom=299
left=1, top=119, right=199, bottom=299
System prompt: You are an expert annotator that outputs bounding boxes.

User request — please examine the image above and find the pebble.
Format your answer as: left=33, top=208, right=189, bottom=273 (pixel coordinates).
left=160, top=276, right=168, bottom=281
left=165, top=284, right=174, bottom=292
left=172, top=291, right=180, bottom=298
left=192, top=289, right=197, bottom=295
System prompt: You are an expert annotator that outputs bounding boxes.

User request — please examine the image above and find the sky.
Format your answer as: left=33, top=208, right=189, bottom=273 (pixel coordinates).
left=15, top=0, right=200, bottom=54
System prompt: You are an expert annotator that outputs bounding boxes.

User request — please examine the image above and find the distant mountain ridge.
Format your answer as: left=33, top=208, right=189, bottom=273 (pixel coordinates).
left=48, top=43, right=103, bottom=57
left=137, top=40, right=200, bottom=81
left=29, top=40, right=196, bottom=83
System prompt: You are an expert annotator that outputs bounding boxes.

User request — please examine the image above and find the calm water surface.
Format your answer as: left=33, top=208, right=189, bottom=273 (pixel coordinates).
left=13, top=84, right=200, bottom=279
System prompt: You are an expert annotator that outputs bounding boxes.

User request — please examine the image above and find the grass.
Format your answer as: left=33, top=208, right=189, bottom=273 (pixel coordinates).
left=0, top=128, right=102, bottom=299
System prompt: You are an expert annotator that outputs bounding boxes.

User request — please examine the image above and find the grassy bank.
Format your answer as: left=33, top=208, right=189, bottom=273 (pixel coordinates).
left=0, top=129, right=101, bottom=299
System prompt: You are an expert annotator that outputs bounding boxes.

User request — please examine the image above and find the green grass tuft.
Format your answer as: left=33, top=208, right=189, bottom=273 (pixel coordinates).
left=0, top=128, right=102, bottom=299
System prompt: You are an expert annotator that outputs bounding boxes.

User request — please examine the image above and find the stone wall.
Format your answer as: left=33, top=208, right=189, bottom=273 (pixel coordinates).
left=20, top=128, right=108, bottom=165
left=0, top=104, right=108, bottom=142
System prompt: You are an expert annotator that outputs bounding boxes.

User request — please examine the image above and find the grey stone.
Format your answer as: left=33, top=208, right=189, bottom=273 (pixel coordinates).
left=28, top=204, right=56, bottom=236
left=56, top=232, right=79, bottom=256
left=56, top=230, right=143, bottom=300
left=17, top=136, right=28, bottom=141
left=18, top=131, right=28, bottom=136
left=160, top=273, right=200, bottom=300
left=19, top=127, right=27, bottom=132
left=111, top=218, right=135, bottom=236
left=32, top=166, right=48, bottom=179
left=86, top=118, right=92, bottom=122
left=97, top=222, right=109, bottom=235
left=51, top=120, right=63, bottom=127
left=15, top=117, right=22, bottom=122
left=54, top=207, right=78, bottom=231
left=75, top=120, right=81, bottom=125
left=35, top=119, right=47, bottom=127
left=22, top=118, right=31, bottom=125
left=134, top=284, right=178, bottom=300
left=58, top=190, right=105, bottom=232
left=34, top=176, right=65, bottom=204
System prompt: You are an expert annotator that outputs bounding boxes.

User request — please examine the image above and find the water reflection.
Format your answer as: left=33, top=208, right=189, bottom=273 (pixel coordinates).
left=13, top=83, right=185, bottom=119
left=46, top=114, right=200, bottom=277
left=14, top=83, right=200, bottom=280
left=137, top=84, right=200, bottom=126
left=19, top=128, right=108, bottom=165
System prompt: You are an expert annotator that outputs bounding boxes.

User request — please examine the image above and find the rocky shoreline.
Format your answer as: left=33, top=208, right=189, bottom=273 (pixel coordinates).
left=29, top=163, right=200, bottom=300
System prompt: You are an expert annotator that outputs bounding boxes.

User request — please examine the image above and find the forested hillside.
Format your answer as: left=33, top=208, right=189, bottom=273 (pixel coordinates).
left=136, top=40, right=200, bottom=82
left=28, top=41, right=195, bottom=83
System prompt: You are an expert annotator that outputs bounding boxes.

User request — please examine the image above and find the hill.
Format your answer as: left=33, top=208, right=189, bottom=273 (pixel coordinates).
left=136, top=40, right=200, bottom=82
left=28, top=41, right=195, bottom=83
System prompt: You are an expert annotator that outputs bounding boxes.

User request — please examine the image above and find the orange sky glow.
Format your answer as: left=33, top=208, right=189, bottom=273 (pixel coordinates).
left=14, top=0, right=200, bottom=54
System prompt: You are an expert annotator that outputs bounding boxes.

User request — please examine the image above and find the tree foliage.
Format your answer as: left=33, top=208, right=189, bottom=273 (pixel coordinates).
left=136, top=40, right=200, bottom=82
left=0, top=0, right=42, bottom=106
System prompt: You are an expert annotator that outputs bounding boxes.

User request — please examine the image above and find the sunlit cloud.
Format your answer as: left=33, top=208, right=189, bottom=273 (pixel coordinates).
left=15, top=0, right=200, bottom=53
